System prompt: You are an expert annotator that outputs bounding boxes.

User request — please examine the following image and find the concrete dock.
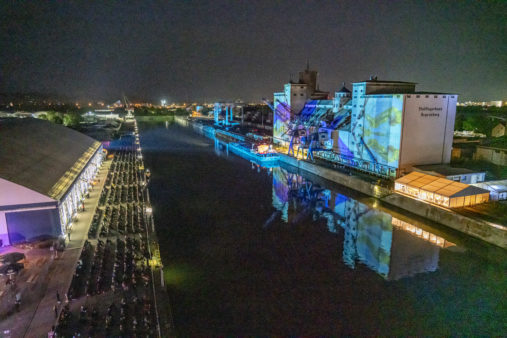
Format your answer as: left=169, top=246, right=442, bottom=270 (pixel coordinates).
left=0, top=159, right=110, bottom=337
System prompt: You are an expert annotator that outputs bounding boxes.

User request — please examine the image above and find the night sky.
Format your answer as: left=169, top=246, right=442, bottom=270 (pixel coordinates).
left=1, top=1, right=505, bottom=102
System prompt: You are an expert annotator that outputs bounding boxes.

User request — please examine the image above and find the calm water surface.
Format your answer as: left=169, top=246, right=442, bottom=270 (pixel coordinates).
left=140, top=122, right=506, bottom=336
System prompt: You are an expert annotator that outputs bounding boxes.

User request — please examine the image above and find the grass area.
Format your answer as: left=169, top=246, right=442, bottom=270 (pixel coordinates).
left=484, top=136, right=507, bottom=149
left=135, top=115, right=175, bottom=122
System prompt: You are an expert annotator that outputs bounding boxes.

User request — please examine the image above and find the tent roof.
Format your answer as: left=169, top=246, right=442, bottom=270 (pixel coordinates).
left=396, top=171, right=490, bottom=198
left=0, top=118, right=100, bottom=201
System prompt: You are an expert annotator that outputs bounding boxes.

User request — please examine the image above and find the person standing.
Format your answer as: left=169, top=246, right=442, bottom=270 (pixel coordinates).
left=56, top=290, right=61, bottom=304
left=15, top=293, right=21, bottom=311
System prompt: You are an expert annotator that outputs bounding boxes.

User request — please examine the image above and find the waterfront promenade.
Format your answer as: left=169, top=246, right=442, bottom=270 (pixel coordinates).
left=0, top=159, right=110, bottom=337
left=53, top=122, right=173, bottom=337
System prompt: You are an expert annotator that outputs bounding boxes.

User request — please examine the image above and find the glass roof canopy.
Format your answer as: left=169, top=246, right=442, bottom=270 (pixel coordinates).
left=396, top=171, right=487, bottom=198
left=47, top=141, right=101, bottom=201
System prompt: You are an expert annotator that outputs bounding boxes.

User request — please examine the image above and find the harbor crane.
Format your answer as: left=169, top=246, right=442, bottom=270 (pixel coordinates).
left=264, top=97, right=334, bottom=161
left=214, top=102, right=239, bottom=129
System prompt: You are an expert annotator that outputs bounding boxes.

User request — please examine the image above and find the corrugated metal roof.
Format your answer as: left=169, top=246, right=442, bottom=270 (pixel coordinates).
left=0, top=118, right=100, bottom=201
left=396, top=171, right=489, bottom=198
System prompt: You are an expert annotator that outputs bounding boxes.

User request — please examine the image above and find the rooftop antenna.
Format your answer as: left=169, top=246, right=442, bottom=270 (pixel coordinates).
left=306, top=58, right=310, bottom=71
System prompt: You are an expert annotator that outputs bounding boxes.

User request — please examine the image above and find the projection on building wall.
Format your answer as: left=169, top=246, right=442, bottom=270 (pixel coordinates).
left=351, top=95, right=403, bottom=168
left=273, top=94, right=291, bottom=144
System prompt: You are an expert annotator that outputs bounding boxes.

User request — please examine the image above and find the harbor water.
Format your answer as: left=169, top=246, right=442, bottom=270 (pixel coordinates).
left=139, top=121, right=506, bottom=336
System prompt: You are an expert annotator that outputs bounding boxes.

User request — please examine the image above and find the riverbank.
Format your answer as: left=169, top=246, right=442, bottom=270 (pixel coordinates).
left=183, top=117, right=506, bottom=248
left=280, top=154, right=506, bottom=248
left=136, top=120, right=507, bottom=336
left=136, top=115, right=176, bottom=122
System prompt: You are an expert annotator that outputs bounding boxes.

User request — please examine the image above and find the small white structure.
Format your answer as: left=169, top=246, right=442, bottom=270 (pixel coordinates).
left=472, top=180, right=507, bottom=201
left=491, top=123, right=505, bottom=137
left=413, top=164, right=485, bottom=184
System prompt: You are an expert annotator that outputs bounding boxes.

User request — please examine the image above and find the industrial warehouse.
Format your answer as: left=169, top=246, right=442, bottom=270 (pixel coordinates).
left=273, top=66, right=458, bottom=179
left=0, top=118, right=104, bottom=246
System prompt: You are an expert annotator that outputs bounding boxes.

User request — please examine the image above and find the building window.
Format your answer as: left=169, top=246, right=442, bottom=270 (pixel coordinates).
left=434, top=95, right=438, bottom=98
left=293, top=93, right=296, bottom=96
left=451, top=96, right=455, bottom=98
left=443, top=95, right=446, bottom=98
left=425, top=95, right=429, bottom=98
left=416, top=95, right=420, bottom=98
left=300, top=93, right=304, bottom=96
left=407, top=95, right=411, bottom=98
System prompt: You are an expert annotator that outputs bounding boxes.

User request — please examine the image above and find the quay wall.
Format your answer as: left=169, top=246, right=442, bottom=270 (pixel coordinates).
left=182, top=116, right=506, bottom=248
left=382, top=193, right=506, bottom=248
left=279, top=154, right=391, bottom=198
left=279, top=154, right=507, bottom=248
left=136, top=115, right=175, bottom=122
left=174, top=116, right=188, bottom=126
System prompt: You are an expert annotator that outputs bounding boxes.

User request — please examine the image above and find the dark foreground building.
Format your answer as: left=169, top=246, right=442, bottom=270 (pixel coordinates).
left=0, top=118, right=103, bottom=246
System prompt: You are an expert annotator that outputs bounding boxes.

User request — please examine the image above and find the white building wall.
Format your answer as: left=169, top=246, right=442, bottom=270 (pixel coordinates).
left=0, top=213, right=7, bottom=246
left=58, top=146, right=104, bottom=233
left=399, top=94, right=457, bottom=173
left=475, top=147, right=507, bottom=166
left=0, top=178, right=57, bottom=246
left=0, top=178, right=55, bottom=206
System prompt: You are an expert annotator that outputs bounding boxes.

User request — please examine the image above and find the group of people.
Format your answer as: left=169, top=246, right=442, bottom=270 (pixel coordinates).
left=55, top=145, right=160, bottom=336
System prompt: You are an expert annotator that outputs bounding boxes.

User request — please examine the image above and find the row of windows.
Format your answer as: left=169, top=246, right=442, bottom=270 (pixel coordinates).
left=407, top=95, right=455, bottom=98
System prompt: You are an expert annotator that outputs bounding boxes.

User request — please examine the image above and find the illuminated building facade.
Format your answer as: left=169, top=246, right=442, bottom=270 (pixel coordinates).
left=0, top=118, right=103, bottom=246
left=273, top=69, right=459, bottom=178
left=394, top=171, right=489, bottom=207
left=273, top=64, right=329, bottom=145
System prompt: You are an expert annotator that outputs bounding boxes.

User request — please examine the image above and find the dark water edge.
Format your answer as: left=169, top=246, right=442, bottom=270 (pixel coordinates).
left=140, top=122, right=507, bottom=336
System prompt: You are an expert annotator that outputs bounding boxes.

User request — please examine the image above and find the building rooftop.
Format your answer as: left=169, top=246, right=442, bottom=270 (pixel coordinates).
left=414, top=164, right=483, bottom=177
left=337, top=86, right=351, bottom=93
left=396, top=171, right=489, bottom=198
left=0, top=118, right=100, bottom=200
left=355, top=80, right=417, bottom=84
left=473, top=180, right=507, bottom=194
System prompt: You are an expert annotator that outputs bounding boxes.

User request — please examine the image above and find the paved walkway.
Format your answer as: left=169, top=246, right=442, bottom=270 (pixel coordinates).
left=0, top=160, right=111, bottom=338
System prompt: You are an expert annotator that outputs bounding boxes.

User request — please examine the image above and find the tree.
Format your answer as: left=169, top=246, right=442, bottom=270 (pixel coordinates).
left=63, top=113, right=83, bottom=129
left=46, top=111, right=63, bottom=124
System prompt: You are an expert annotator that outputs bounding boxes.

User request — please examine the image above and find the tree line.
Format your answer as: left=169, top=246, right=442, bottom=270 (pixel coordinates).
left=455, top=106, right=506, bottom=137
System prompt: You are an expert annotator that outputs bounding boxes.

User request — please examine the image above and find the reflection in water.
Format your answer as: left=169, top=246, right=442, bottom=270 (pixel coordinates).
left=140, top=122, right=505, bottom=336
left=271, top=167, right=455, bottom=281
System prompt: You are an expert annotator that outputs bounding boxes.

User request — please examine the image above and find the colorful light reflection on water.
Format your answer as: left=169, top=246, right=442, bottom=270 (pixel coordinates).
left=140, top=121, right=507, bottom=336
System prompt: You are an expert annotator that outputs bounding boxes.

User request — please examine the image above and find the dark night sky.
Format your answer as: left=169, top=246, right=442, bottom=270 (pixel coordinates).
left=1, top=0, right=505, bottom=102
